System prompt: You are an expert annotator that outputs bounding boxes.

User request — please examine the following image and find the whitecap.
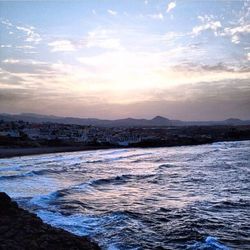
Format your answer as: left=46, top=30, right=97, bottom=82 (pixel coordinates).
left=188, top=236, right=230, bottom=250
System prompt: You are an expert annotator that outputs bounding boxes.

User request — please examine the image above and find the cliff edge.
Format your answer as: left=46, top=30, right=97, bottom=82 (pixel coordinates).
left=0, top=192, right=100, bottom=250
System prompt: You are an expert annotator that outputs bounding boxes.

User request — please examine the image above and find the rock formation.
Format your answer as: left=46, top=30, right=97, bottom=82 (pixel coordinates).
left=0, top=192, right=100, bottom=250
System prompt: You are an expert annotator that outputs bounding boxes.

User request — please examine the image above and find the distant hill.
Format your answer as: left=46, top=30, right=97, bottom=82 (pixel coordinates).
left=0, top=113, right=250, bottom=127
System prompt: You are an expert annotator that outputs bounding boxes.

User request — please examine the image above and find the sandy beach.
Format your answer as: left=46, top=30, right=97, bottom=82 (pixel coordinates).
left=0, top=145, right=119, bottom=159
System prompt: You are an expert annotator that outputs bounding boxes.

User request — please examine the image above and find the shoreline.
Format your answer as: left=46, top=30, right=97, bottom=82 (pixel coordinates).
left=0, top=145, right=120, bottom=159
left=0, top=192, right=100, bottom=250
left=1, top=138, right=249, bottom=159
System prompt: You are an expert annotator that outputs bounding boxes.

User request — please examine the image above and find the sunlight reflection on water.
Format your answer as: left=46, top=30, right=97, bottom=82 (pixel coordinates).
left=0, top=141, right=250, bottom=249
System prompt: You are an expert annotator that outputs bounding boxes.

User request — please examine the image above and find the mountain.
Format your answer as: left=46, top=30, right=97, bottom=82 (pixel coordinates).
left=151, top=116, right=170, bottom=125
left=223, top=118, right=244, bottom=125
left=0, top=113, right=250, bottom=127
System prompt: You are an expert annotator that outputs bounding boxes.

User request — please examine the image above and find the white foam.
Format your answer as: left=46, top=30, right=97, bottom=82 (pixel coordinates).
left=101, top=149, right=131, bottom=156
left=36, top=210, right=100, bottom=236
left=29, top=191, right=58, bottom=208
left=189, top=236, right=230, bottom=250
left=107, top=244, right=120, bottom=250
left=205, top=236, right=230, bottom=250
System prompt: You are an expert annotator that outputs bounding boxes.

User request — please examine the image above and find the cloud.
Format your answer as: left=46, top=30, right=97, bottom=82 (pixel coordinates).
left=1, top=55, right=250, bottom=120
left=1, top=79, right=249, bottom=120
left=16, top=45, right=35, bottom=49
left=76, top=47, right=250, bottom=99
left=107, top=9, right=117, bottom=16
left=1, top=19, right=13, bottom=28
left=86, top=29, right=123, bottom=50
left=2, top=59, right=49, bottom=66
left=166, top=2, right=176, bottom=13
left=230, top=2, right=250, bottom=45
left=112, top=79, right=250, bottom=120
left=1, top=19, right=15, bottom=36
left=231, top=35, right=240, bottom=44
left=192, top=3, right=250, bottom=44
left=221, top=24, right=250, bottom=44
left=192, top=16, right=222, bottom=36
left=16, top=25, right=41, bottom=43
left=2, top=59, right=20, bottom=64
left=172, top=62, right=250, bottom=74
left=1, top=19, right=41, bottom=44
left=47, top=29, right=123, bottom=52
left=1, top=44, right=35, bottom=52
left=0, top=59, right=75, bottom=104
left=1, top=2, right=249, bottom=120
left=48, top=40, right=76, bottom=52
left=224, top=24, right=250, bottom=36
left=148, top=13, right=164, bottom=20
left=0, top=67, right=25, bottom=87
left=0, top=45, right=12, bottom=48
left=161, top=32, right=185, bottom=45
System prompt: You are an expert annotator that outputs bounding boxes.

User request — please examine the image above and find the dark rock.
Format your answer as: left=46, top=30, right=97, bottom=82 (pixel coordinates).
left=0, top=192, right=100, bottom=250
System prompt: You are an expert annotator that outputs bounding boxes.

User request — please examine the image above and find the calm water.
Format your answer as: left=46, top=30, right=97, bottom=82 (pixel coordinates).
left=0, top=141, right=250, bottom=249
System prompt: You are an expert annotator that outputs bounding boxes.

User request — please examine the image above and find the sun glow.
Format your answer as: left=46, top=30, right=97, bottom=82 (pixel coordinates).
left=0, top=0, right=249, bottom=119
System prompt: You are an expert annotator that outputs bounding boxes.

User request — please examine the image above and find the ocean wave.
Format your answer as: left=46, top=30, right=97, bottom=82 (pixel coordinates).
left=100, top=149, right=131, bottom=155
left=0, top=168, right=65, bottom=180
left=188, top=236, right=230, bottom=250
left=36, top=210, right=93, bottom=236
left=57, top=173, right=156, bottom=192
left=89, top=173, right=155, bottom=187
left=209, top=199, right=250, bottom=209
left=29, top=191, right=60, bottom=208
left=0, top=171, right=36, bottom=180
left=36, top=209, right=143, bottom=249
left=85, top=159, right=106, bottom=163
left=0, top=165, right=22, bottom=171
left=1, top=140, right=249, bottom=249
left=85, top=152, right=153, bottom=164
left=37, top=173, right=157, bottom=198
left=157, top=164, right=176, bottom=170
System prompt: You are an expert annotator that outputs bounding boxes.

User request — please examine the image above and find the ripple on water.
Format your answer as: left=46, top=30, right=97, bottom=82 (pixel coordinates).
left=0, top=141, right=249, bottom=249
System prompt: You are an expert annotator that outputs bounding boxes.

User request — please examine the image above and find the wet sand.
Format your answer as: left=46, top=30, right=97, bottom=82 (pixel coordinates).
left=0, top=145, right=118, bottom=159
left=1, top=137, right=249, bottom=159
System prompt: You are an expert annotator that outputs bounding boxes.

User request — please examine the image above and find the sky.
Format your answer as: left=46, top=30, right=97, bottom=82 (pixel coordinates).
left=0, top=0, right=249, bottom=121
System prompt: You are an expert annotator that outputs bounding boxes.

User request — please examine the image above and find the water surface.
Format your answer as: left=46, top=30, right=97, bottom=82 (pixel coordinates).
left=0, top=141, right=249, bottom=249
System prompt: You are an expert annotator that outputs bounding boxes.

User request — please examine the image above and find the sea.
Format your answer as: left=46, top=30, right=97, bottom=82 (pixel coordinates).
left=0, top=141, right=249, bottom=250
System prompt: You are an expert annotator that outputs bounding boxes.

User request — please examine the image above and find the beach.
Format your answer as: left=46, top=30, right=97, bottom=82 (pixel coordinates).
left=0, top=145, right=119, bottom=159
left=1, top=136, right=250, bottom=159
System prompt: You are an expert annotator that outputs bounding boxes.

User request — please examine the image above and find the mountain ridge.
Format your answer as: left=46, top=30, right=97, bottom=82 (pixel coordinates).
left=0, top=113, right=250, bottom=127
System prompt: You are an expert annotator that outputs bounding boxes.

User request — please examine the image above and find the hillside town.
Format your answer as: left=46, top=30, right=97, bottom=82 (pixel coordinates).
left=1, top=119, right=250, bottom=149
left=0, top=120, right=141, bottom=147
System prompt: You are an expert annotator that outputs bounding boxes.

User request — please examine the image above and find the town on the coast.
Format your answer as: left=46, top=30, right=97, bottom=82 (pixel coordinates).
left=1, top=119, right=250, bottom=148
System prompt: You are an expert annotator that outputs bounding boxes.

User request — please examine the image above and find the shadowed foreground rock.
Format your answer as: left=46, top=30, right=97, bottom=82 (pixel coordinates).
left=0, top=192, right=100, bottom=250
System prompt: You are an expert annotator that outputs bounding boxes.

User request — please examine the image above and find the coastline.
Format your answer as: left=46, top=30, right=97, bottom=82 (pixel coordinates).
left=0, top=192, right=100, bottom=250
left=0, top=145, right=120, bottom=159
left=1, top=138, right=249, bottom=159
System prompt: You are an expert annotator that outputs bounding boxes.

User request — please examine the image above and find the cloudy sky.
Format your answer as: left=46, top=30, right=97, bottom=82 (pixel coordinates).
left=0, top=0, right=249, bottom=120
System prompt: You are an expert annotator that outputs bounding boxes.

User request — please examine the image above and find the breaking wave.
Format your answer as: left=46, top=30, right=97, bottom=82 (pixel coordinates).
left=1, top=140, right=250, bottom=249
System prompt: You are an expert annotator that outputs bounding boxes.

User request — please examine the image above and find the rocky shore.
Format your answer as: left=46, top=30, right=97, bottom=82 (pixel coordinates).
left=0, top=192, right=100, bottom=250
